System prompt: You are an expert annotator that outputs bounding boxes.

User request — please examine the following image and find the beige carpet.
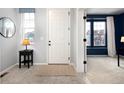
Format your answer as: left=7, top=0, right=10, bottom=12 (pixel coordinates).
left=35, top=65, right=76, bottom=76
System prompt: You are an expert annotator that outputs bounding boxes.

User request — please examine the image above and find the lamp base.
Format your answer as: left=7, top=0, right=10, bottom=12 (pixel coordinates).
left=25, top=45, right=28, bottom=50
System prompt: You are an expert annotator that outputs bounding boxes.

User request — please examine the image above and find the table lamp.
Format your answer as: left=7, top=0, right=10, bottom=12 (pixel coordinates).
left=22, top=39, right=30, bottom=50
left=121, top=36, right=124, bottom=43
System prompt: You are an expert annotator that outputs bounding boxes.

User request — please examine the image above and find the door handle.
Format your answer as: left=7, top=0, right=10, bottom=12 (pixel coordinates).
left=49, top=41, right=51, bottom=42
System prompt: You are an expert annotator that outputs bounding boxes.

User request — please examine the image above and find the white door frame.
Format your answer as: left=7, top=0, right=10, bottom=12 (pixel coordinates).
left=46, top=8, right=71, bottom=64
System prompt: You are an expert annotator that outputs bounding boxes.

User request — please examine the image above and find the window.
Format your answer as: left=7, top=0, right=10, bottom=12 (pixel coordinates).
left=94, top=22, right=106, bottom=46
left=86, top=22, right=91, bottom=46
left=22, top=13, right=35, bottom=43
left=86, top=20, right=106, bottom=47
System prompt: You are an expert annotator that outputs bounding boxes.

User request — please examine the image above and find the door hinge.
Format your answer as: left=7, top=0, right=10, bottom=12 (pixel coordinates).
left=68, top=57, right=71, bottom=60
left=68, top=11, right=71, bottom=16
left=83, top=38, right=87, bottom=42
left=68, top=27, right=70, bottom=31
left=83, top=16, right=87, bottom=19
left=83, top=61, right=87, bottom=64
left=68, top=42, right=70, bottom=46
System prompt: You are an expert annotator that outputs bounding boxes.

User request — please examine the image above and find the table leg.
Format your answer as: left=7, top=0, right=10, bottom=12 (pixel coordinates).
left=19, top=53, right=21, bottom=68
left=31, top=53, right=33, bottom=66
left=24, top=55, right=26, bottom=65
left=118, top=54, right=120, bottom=67
left=28, top=54, right=30, bottom=68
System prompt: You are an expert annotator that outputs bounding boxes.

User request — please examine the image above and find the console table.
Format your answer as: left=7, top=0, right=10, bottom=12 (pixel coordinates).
left=19, top=50, right=33, bottom=68
left=117, top=48, right=124, bottom=67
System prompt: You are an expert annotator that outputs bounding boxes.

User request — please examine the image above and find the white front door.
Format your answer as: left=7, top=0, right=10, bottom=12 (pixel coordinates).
left=48, top=8, right=70, bottom=64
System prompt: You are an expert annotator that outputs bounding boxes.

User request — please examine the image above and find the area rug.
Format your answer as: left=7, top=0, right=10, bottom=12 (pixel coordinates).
left=35, top=65, right=76, bottom=76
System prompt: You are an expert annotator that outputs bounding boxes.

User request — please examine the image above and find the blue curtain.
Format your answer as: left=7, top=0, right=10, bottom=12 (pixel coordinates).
left=19, top=8, right=35, bottom=13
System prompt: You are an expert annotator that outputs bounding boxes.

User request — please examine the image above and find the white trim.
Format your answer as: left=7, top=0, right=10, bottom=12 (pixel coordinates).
left=46, top=8, right=49, bottom=64
left=0, top=63, right=17, bottom=76
left=83, top=75, right=91, bottom=84
left=34, top=63, right=75, bottom=66
left=68, top=8, right=71, bottom=63
left=48, top=63, right=70, bottom=65
left=16, top=62, right=78, bottom=66
left=16, top=63, right=49, bottom=65
left=84, top=9, right=87, bottom=73
left=88, top=55, right=108, bottom=57
left=33, top=63, right=48, bottom=65
left=76, top=8, right=79, bottom=72
left=69, top=62, right=77, bottom=72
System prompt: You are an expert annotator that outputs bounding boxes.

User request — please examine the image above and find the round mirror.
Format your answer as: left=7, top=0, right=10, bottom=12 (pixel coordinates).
left=0, top=17, right=16, bottom=38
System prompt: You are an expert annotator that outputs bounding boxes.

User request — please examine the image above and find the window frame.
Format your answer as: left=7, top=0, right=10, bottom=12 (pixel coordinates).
left=21, top=13, right=35, bottom=44
left=87, top=19, right=107, bottom=48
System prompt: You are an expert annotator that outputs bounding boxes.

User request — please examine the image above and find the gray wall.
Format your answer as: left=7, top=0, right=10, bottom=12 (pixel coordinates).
left=34, top=8, right=48, bottom=63
left=0, top=8, right=17, bottom=71
left=17, top=8, right=48, bottom=64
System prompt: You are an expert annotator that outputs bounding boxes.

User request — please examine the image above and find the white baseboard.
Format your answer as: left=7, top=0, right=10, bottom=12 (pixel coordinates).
left=0, top=63, right=17, bottom=76
left=88, top=55, right=108, bottom=57
left=35, top=63, right=74, bottom=66
left=69, top=62, right=75, bottom=67
left=34, top=63, right=48, bottom=65
left=16, top=63, right=48, bottom=65
left=69, top=62, right=77, bottom=72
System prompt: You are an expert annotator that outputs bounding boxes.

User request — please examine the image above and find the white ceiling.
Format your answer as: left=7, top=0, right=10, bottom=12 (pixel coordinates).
left=87, top=8, right=124, bottom=15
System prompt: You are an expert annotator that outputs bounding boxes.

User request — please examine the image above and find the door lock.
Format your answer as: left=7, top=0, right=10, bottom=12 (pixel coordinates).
left=49, top=41, right=51, bottom=46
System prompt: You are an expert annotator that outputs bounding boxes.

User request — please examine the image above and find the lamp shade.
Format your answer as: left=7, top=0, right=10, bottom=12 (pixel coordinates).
left=121, top=36, right=124, bottom=43
left=22, top=39, right=30, bottom=45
